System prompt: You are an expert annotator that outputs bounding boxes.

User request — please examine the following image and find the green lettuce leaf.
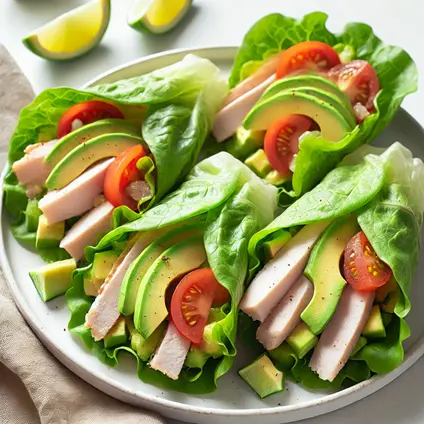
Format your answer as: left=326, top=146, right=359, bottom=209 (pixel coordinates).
left=229, top=12, right=417, bottom=203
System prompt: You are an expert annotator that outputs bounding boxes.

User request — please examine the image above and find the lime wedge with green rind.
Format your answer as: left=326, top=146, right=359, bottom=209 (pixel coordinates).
left=23, top=0, right=111, bottom=61
left=127, top=0, right=193, bottom=35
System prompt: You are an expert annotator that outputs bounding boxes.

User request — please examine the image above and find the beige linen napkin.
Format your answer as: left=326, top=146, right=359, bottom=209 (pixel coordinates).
left=0, top=45, right=166, bottom=424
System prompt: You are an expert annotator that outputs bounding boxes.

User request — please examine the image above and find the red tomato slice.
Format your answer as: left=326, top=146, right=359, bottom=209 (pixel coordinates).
left=343, top=231, right=392, bottom=292
left=213, top=283, right=230, bottom=307
left=170, top=268, right=225, bottom=344
left=276, top=41, right=340, bottom=79
left=57, top=100, right=124, bottom=138
left=103, top=145, right=146, bottom=210
left=264, top=115, right=312, bottom=175
left=327, top=60, right=380, bottom=111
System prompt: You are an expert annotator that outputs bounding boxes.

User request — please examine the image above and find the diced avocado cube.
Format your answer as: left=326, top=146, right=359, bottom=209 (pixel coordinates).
left=268, top=343, right=296, bottom=370
left=264, top=169, right=291, bottom=187
left=239, top=354, right=285, bottom=399
left=226, top=127, right=264, bottom=160
left=129, top=319, right=165, bottom=362
left=92, top=251, right=118, bottom=280
left=104, top=316, right=128, bottom=349
left=83, top=269, right=103, bottom=297
left=362, top=305, right=386, bottom=339
left=185, top=347, right=210, bottom=369
left=351, top=336, right=368, bottom=357
left=200, top=321, right=224, bottom=358
left=207, top=307, right=226, bottom=324
left=29, top=258, right=76, bottom=302
left=286, top=322, right=318, bottom=359
left=375, top=277, right=400, bottom=313
left=25, top=199, right=42, bottom=233
left=245, top=149, right=273, bottom=177
left=35, top=215, right=65, bottom=249
left=262, top=231, right=292, bottom=262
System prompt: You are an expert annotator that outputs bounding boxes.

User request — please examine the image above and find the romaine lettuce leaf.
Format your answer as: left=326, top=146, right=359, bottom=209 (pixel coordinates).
left=229, top=12, right=417, bottom=203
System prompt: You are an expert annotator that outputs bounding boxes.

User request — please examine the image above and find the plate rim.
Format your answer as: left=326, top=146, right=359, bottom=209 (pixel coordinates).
left=2, top=45, right=424, bottom=421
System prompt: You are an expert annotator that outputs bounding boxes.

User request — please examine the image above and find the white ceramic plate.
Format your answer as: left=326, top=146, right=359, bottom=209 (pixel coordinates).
left=2, top=47, right=424, bottom=424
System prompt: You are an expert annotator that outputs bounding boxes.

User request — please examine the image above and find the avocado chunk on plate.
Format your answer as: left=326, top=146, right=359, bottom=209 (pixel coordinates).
left=46, top=133, right=144, bottom=190
left=45, top=119, right=140, bottom=167
left=35, top=214, right=65, bottom=249
left=239, top=354, right=285, bottom=399
left=264, top=169, right=291, bottom=187
left=29, top=258, right=76, bottom=302
left=128, top=319, right=165, bottom=362
left=244, top=149, right=272, bottom=177
left=185, top=347, right=210, bottom=369
left=375, top=276, right=400, bottom=313
left=134, top=235, right=207, bottom=339
left=226, top=127, right=264, bottom=160
left=286, top=322, right=318, bottom=359
left=119, top=223, right=203, bottom=316
left=302, top=216, right=360, bottom=334
left=262, top=231, right=292, bottom=262
left=244, top=91, right=352, bottom=142
left=104, top=316, right=128, bottom=349
left=362, top=305, right=386, bottom=339
left=84, top=250, right=119, bottom=296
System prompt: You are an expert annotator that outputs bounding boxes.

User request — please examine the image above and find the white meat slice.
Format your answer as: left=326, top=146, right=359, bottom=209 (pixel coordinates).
left=222, top=55, right=280, bottom=107
left=150, top=322, right=191, bottom=380
left=240, top=221, right=330, bottom=322
left=256, top=275, right=313, bottom=350
left=38, top=158, right=113, bottom=225
left=85, top=230, right=164, bottom=341
left=212, top=74, right=276, bottom=142
left=309, top=286, right=375, bottom=382
left=12, top=139, right=58, bottom=186
left=59, top=201, right=114, bottom=260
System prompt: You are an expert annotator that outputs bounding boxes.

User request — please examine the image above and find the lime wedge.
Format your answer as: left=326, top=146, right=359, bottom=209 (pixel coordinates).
left=128, top=0, right=192, bottom=35
left=23, top=0, right=111, bottom=61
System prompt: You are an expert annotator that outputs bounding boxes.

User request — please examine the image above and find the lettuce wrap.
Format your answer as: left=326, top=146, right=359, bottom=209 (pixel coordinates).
left=66, top=152, right=278, bottom=393
left=244, top=142, right=423, bottom=390
left=4, top=54, right=227, bottom=262
left=228, top=12, right=418, bottom=205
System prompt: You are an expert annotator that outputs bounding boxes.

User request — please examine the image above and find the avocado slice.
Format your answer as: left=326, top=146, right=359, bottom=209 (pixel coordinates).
left=35, top=214, right=65, bottom=249
left=238, top=354, right=285, bottom=399
left=29, top=258, right=76, bottom=302
left=84, top=250, right=119, bottom=296
left=268, top=342, right=296, bottom=370
left=362, top=305, right=386, bottom=339
left=104, top=316, right=128, bottom=348
left=119, top=223, right=204, bottom=316
left=226, top=127, right=264, bottom=160
left=301, top=216, right=360, bottom=334
left=244, top=91, right=352, bottom=142
left=128, top=319, right=165, bottom=362
left=185, top=347, right=210, bottom=369
left=351, top=336, right=367, bottom=357
left=25, top=198, right=42, bottom=233
left=46, top=133, right=144, bottom=190
left=375, top=276, right=400, bottom=313
left=264, top=169, right=291, bottom=187
left=134, top=235, right=207, bottom=339
left=286, top=322, right=318, bottom=359
left=45, top=119, right=140, bottom=167
left=200, top=321, right=225, bottom=357
left=244, top=149, right=273, bottom=177
left=262, top=231, right=292, bottom=262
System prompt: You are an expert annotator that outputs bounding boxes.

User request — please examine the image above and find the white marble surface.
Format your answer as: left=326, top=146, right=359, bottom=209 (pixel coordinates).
left=1, top=0, right=424, bottom=423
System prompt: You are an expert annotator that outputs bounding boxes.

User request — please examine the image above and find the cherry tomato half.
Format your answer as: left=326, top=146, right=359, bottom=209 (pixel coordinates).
left=264, top=114, right=313, bottom=175
left=343, top=231, right=392, bottom=292
left=57, top=100, right=124, bottom=138
left=276, top=41, right=341, bottom=79
left=103, top=144, right=146, bottom=210
left=170, top=268, right=228, bottom=344
left=327, top=60, right=380, bottom=111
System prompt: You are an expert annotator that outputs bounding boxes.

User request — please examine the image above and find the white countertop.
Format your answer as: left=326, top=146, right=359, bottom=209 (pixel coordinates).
left=1, top=0, right=423, bottom=423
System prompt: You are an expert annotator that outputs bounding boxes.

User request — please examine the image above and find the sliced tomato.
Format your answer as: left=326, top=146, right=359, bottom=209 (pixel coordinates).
left=213, top=283, right=230, bottom=307
left=57, top=100, right=124, bottom=138
left=343, top=231, right=392, bottom=292
left=276, top=41, right=340, bottom=79
left=327, top=60, right=380, bottom=111
left=170, top=268, right=226, bottom=344
left=103, top=144, right=146, bottom=210
left=264, top=115, right=312, bottom=175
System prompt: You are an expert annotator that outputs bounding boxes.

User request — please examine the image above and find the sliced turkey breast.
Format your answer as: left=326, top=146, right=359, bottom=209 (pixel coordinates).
left=150, top=322, right=191, bottom=380
left=240, top=221, right=330, bottom=322
left=309, top=286, right=375, bottom=382
left=59, top=201, right=114, bottom=260
left=212, top=74, right=276, bottom=142
left=38, top=158, right=113, bottom=225
left=256, top=275, right=313, bottom=350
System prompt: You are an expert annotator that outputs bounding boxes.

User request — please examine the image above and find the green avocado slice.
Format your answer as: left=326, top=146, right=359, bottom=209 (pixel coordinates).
left=46, top=133, right=144, bottom=190
left=45, top=119, right=140, bottom=167
left=134, top=235, right=207, bottom=339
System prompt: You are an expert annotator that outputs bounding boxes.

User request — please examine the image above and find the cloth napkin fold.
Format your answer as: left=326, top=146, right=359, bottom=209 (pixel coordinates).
left=0, top=45, right=166, bottom=424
